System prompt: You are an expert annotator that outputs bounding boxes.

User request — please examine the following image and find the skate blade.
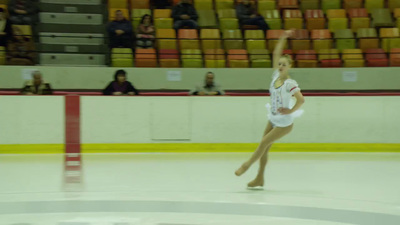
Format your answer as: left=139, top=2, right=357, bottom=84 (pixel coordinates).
left=247, top=186, right=264, bottom=190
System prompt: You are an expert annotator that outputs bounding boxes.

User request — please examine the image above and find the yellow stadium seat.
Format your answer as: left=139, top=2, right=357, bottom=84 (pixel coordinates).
left=179, top=29, right=199, bottom=50
left=250, top=49, right=272, bottom=68
left=195, top=0, right=213, bottom=10
left=218, top=9, right=236, bottom=18
left=219, top=18, right=239, bottom=30
left=153, top=9, right=171, bottom=18
left=313, top=40, right=333, bottom=52
left=284, top=18, right=302, bottom=30
left=380, top=28, right=400, bottom=52
left=246, top=40, right=266, bottom=51
left=245, top=30, right=266, bottom=51
left=108, top=0, right=127, bottom=8
left=181, top=49, right=203, bottom=67
left=300, top=0, right=319, bottom=12
left=154, top=18, right=173, bottom=29
left=156, top=29, right=177, bottom=50
left=318, top=49, right=340, bottom=61
left=321, top=0, right=341, bottom=13
left=327, top=9, right=346, bottom=18
left=351, top=18, right=370, bottom=32
left=198, top=10, right=218, bottom=28
left=244, top=29, right=264, bottom=39
left=130, top=0, right=150, bottom=9
left=389, top=0, right=400, bottom=11
left=111, top=48, right=134, bottom=67
left=0, top=46, right=5, bottom=65
left=365, top=0, right=384, bottom=13
left=132, top=9, right=151, bottom=18
left=397, top=19, right=400, bottom=30
left=201, top=29, right=222, bottom=51
left=12, top=25, right=32, bottom=37
left=180, top=39, right=200, bottom=50
left=261, top=10, right=282, bottom=30
left=357, top=28, right=379, bottom=51
left=329, top=18, right=348, bottom=32
left=223, top=29, right=244, bottom=50
left=342, top=49, right=365, bottom=67
left=283, top=10, right=303, bottom=30
left=258, top=0, right=276, bottom=13
left=215, top=0, right=234, bottom=11
left=205, top=60, right=226, bottom=68
left=327, top=10, right=348, bottom=32
left=0, top=4, right=7, bottom=11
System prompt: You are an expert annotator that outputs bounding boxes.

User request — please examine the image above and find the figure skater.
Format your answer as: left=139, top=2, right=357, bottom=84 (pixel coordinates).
left=235, top=30, right=305, bottom=189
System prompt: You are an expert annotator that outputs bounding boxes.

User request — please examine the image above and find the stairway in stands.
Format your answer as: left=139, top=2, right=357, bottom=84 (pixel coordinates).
left=38, top=0, right=108, bottom=66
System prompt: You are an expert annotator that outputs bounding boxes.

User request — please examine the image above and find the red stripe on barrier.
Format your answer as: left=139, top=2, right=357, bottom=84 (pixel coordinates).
left=65, top=95, right=80, bottom=154
left=64, top=96, right=82, bottom=188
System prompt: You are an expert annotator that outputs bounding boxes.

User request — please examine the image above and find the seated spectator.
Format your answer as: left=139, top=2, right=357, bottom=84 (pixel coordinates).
left=136, top=14, right=155, bottom=49
left=236, top=0, right=270, bottom=31
left=103, top=70, right=139, bottom=96
left=7, top=25, right=35, bottom=65
left=107, top=10, right=133, bottom=49
left=8, top=0, right=38, bottom=25
left=0, top=8, right=12, bottom=47
left=172, top=0, right=198, bottom=30
left=21, top=71, right=53, bottom=95
left=190, top=72, right=225, bottom=96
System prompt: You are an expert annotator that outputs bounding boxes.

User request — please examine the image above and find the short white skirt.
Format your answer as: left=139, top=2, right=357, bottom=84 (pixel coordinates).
left=266, top=103, right=304, bottom=127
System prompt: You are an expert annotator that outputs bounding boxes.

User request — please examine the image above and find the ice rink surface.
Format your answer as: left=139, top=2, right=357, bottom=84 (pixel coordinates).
left=0, top=152, right=399, bottom=225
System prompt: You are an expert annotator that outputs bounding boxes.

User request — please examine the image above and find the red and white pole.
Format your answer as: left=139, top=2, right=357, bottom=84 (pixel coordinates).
left=64, top=95, right=82, bottom=190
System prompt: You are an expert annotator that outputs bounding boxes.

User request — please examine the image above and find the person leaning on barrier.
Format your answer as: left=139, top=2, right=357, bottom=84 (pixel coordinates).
left=103, top=70, right=139, bottom=96
left=21, top=71, right=53, bottom=95
left=190, top=72, right=225, bottom=96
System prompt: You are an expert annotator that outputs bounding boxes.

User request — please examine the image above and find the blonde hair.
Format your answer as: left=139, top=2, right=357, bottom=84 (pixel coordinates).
left=280, top=54, right=293, bottom=65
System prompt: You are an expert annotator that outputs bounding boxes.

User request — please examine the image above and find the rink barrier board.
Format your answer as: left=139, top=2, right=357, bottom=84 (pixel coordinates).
left=1, top=95, right=399, bottom=154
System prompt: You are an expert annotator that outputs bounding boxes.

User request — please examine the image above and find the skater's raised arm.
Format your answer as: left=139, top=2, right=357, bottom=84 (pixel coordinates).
left=273, top=30, right=294, bottom=69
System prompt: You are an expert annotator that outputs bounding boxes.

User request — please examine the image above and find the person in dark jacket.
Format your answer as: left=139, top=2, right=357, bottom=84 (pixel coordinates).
left=107, top=10, right=133, bottom=48
left=172, top=0, right=198, bottom=30
left=0, top=8, right=12, bottom=46
left=103, top=70, right=139, bottom=96
left=236, top=0, right=269, bottom=31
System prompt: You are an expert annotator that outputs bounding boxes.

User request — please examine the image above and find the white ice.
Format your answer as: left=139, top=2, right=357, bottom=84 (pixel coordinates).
left=0, top=152, right=399, bottom=225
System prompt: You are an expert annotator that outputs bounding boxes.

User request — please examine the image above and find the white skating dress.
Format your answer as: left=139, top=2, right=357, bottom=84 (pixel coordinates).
left=266, top=70, right=304, bottom=127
